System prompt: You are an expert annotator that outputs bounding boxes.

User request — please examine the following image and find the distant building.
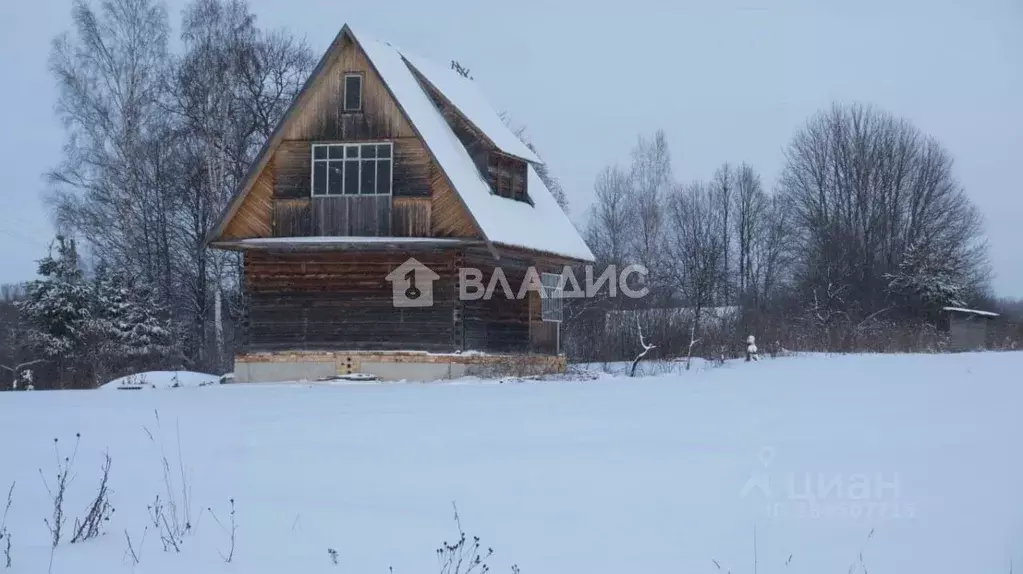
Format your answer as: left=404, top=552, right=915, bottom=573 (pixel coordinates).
left=941, top=307, right=1000, bottom=351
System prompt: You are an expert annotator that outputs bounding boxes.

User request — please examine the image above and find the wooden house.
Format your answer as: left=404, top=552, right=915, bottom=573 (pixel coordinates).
left=206, top=24, right=594, bottom=382
left=941, top=307, right=999, bottom=351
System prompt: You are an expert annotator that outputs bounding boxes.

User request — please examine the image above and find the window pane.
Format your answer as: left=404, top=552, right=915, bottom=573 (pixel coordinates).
left=511, top=170, right=524, bottom=200
left=328, top=161, right=343, bottom=195
left=377, top=144, right=392, bottom=158
left=313, top=146, right=327, bottom=160
left=361, top=159, right=376, bottom=194
left=313, top=162, right=327, bottom=195
left=344, top=159, right=359, bottom=194
left=329, top=145, right=345, bottom=159
left=498, top=167, right=512, bottom=198
left=361, top=144, right=376, bottom=159
left=346, top=145, right=359, bottom=158
left=377, top=159, right=392, bottom=194
left=344, top=75, right=362, bottom=111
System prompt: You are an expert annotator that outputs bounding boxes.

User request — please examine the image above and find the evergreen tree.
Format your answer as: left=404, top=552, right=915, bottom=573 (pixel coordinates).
left=886, top=241, right=966, bottom=316
left=17, top=236, right=96, bottom=386
left=93, top=262, right=175, bottom=373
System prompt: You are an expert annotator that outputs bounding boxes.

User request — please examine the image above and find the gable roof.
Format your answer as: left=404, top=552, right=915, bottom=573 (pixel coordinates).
left=207, top=24, right=594, bottom=263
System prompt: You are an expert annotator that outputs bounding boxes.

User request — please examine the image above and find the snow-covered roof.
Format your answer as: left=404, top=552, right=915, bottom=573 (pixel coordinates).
left=400, top=52, right=542, bottom=164
left=942, top=306, right=1000, bottom=318
left=356, top=30, right=594, bottom=262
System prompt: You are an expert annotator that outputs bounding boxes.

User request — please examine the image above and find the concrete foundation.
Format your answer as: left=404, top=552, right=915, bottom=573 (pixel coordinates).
left=232, top=351, right=565, bottom=383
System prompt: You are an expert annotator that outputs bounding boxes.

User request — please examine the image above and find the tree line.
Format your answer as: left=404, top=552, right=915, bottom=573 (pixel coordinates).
left=569, top=104, right=1017, bottom=361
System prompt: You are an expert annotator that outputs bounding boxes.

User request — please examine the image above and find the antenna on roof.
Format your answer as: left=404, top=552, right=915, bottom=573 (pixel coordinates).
left=450, top=60, right=473, bottom=80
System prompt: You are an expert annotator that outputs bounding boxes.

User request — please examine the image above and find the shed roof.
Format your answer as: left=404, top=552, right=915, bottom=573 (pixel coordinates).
left=942, top=306, right=1000, bottom=318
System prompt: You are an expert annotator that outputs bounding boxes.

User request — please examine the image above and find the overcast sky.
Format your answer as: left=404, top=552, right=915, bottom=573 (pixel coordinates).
left=1, top=0, right=1020, bottom=295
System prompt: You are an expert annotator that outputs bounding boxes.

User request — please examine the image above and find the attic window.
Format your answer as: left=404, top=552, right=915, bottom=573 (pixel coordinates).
left=343, top=73, right=362, bottom=111
left=487, top=154, right=528, bottom=202
left=311, top=143, right=392, bottom=196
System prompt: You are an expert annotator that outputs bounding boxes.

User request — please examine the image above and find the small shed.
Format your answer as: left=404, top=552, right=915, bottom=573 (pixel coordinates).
left=941, top=307, right=1000, bottom=351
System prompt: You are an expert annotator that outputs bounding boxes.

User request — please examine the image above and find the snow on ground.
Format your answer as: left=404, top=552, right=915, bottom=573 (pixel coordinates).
left=100, top=370, right=221, bottom=390
left=2, top=352, right=1022, bottom=573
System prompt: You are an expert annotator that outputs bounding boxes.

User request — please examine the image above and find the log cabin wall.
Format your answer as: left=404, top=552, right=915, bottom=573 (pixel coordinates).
left=243, top=250, right=459, bottom=352
left=241, top=247, right=566, bottom=355
left=460, top=249, right=563, bottom=355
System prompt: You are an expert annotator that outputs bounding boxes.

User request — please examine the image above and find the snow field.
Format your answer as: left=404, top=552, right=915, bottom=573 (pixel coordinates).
left=1, top=352, right=1021, bottom=573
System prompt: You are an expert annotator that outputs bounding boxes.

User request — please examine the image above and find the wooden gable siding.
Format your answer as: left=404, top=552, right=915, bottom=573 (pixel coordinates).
left=273, top=196, right=391, bottom=237
left=392, top=197, right=432, bottom=237
left=243, top=250, right=460, bottom=352
left=216, top=32, right=480, bottom=241
left=431, top=168, right=478, bottom=237
left=281, top=36, right=409, bottom=142
left=222, top=165, right=273, bottom=240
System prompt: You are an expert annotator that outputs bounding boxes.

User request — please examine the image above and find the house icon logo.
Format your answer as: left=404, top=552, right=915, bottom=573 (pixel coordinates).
left=385, top=258, right=439, bottom=308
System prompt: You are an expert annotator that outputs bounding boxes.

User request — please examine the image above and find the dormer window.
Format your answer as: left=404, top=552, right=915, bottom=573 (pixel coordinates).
left=487, top=153, right=528, bottom=203
left=343, top=73, right=362, bottom=112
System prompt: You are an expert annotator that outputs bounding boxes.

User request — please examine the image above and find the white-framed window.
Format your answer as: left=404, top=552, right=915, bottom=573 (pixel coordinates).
left=311, top=143, right=393, bottom=196
left=541, top=272, right=564, bottom=323
left=343, top=73, right=362, bottom=112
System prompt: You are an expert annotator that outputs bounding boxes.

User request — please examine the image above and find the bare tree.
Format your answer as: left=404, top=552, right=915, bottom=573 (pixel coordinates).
left=778, top=103, right=988, bottom=319
left=48, top=0, right=174, bottom=295
left=586, top=166, right=634, bottom=267
left=629, top=317, right=656, bottom=376
left=170, top=0, right=311, bottom=369
left=733, top=163, right=764, bottom=301
left=627, top=131, right=672, bottom=292
left=665, top=182, right=728, bottom=336
left=711, top=163, right=734, bottom=304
